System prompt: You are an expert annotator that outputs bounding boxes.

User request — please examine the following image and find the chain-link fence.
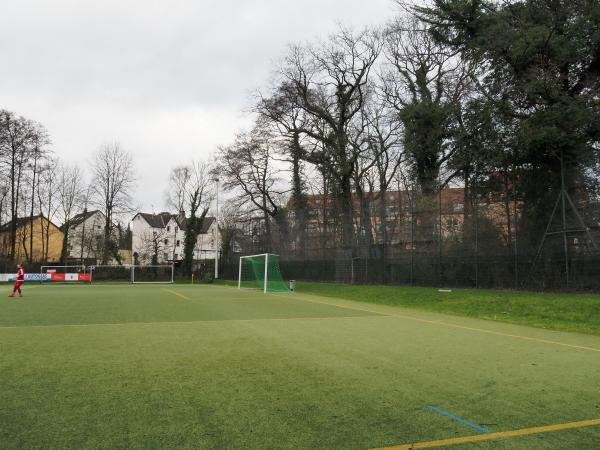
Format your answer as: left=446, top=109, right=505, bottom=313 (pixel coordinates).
left=222, top=186, right=600, bottom=291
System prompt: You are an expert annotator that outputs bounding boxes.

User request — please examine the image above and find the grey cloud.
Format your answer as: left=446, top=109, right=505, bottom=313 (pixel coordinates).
left=0, top=0, right=394, bottom=209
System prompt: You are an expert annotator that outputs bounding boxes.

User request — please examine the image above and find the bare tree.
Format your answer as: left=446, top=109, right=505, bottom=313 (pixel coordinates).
left=67, top=184, right=98, bottom=263
left=165, top=166, right=188, bottom=214
left=217, top=200, right=242, bottom=274
left=0, top=110, right=37, bottom=259
left=347, top=89, right=404, bottom=252
left=27, top=125, right=51, bottom=261
left=0, top=180, right=9, bottom=226
left=36, top=157, right=60, bottom=261
left=57, top=163, right=85, bottom=263
left=277, top=27, right=382, bottom=251
left=381, top=16, right=473, bottom=194
left=138, top=227, right=169, bottom=265
left=90, top=143, right=135, bottom=264
left=218, top=127, right=288, bottom=252
left=166, top=161, right=212, bottom=275
left=381, top=16, right=474, bottom=250
left=255, top=84, right=314, bottom=256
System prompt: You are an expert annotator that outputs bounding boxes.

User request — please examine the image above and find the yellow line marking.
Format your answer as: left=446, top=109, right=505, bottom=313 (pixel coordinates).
left=161, top=288, right=191, bottom=300
left=426, top=321, right=600, bottom=353
left=0, top=314, right=385, bottom=330
left=271, top=293, right=600, bottom=353
left=372, top=417, right=600, bottom=449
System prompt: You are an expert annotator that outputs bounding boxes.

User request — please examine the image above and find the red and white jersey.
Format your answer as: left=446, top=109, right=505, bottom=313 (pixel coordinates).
left=16, top=267, right=25, bottom=281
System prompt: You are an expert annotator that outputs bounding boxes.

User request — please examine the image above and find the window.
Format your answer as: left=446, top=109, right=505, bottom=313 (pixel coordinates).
left=176, top=240, right=180, bottom=247
left=445, top=217, right=460, bottom=233
left=175, top=226, right=178, bottom=233
left=174, top=253, right=179, bottom=259
left=163, top=253, right=169, bottom=260
left=164, top=239, right=168, bottom=245
left=167, top=226, right=171, bottom=232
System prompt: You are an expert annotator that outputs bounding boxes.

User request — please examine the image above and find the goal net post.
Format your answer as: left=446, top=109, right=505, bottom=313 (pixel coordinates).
left=238, top=253, right=289, bottom=293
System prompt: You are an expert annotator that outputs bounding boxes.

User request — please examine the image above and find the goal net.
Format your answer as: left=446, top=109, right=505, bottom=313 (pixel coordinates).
left=88, top=265, right=132, bottom=283
left=88, top=264, right=131, bottom=283
left=238, top=253, right=289, bottom=293
left=132, top=265, right=174, bottom=284
left=87, top=265, right=174, bottom=283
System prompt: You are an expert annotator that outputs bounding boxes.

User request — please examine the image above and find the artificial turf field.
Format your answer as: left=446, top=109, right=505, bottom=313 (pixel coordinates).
left=1, top=283, right=599, bottom=449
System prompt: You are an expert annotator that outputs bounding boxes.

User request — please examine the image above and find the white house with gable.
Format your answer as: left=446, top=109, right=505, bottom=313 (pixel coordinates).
left=131, top=212, right=217, bottom=264
left=62, top=210, right=106, bottom=263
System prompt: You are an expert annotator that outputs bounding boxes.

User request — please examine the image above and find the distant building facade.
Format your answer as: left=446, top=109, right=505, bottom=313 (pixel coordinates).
left=0, top=215, right=64, bottom=262
left=63, top=210, right=106, bottom=263
left=280, top=187, right=521, bottom=257
left=131, top=212, right=217, bottom=264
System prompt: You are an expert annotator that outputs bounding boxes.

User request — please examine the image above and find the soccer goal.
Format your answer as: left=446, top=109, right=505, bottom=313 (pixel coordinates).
left=87, top=264, right=174, bottom=283
left=238, top=253, right=289, bottom=293
left=88, top=265, right=133, bottom=283
left=132, top=265, right=174, bottom=284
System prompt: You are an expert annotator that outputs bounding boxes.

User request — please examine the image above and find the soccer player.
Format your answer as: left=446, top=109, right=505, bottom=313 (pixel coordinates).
left=8, top=264, right=25, bottom=298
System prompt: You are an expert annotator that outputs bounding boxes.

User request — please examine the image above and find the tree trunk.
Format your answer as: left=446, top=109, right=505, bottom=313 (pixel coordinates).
left=290, top=132, right=308, bottom=257
left=61, top=222, right=70, bottom=264
left=339, top=174, right=355, bottom=252
left=29, top=155, right=38, bottom=263
left=102, top=215, right=111, bottom=264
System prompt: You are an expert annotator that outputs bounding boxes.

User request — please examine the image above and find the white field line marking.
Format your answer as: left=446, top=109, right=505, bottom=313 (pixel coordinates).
left=0, top=315, right=390, bottom=330
left=161, top=288, right=191, bottom=300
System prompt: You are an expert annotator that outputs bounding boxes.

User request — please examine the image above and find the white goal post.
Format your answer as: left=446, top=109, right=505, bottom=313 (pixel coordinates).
left=238, top=253, right=289, bottom=293
left=238, top=253, right=271, bottom=293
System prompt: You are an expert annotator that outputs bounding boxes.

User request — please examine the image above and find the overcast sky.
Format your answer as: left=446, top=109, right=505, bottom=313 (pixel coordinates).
left=0, top=0, right=396, bottom=213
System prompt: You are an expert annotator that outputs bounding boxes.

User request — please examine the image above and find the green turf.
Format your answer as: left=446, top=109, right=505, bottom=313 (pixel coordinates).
left=1, top=283, right=599, bottom=449
left=266, top=281, right=600, bottom=337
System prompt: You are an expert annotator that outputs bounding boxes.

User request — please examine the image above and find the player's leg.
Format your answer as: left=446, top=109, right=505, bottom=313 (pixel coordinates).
left=8, top=282, right=17, bottom=297
left=16, top=281, right=23, bottom=297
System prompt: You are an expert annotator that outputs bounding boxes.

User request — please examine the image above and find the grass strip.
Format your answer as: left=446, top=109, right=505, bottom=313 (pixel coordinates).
left=216, top=280, right=600, bottom=336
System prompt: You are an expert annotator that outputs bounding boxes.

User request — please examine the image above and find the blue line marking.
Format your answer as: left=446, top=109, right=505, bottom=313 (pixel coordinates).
left=428, top=405, right=491, bottom=434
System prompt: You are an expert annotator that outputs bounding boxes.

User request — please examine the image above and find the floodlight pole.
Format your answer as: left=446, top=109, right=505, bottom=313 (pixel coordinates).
left=214, top=177, right=220, bottom=279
